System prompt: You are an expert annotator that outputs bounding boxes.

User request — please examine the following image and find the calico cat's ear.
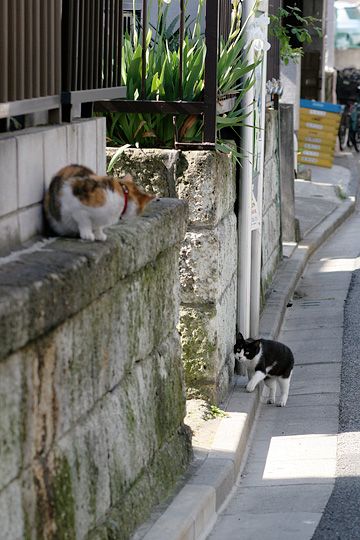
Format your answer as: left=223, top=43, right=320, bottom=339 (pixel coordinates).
left=122, top=173, right=134, bottom=182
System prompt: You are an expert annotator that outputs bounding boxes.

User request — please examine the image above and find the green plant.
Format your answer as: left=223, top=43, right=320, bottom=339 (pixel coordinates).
left=269, top=5, right=322, bottom=64
left=106, top=0, right=262, bottom=169
left=202, top=403, right=229, bottom=421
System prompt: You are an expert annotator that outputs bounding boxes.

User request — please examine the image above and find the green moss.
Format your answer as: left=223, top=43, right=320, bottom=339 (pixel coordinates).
left=126, top=402, right=136, bottom=434
left=23, top=508, right=32, bottom=540
left=52, top=456, right=76, bottom=540
left=179, top=307, right=217, bottom=400
left=153, top=360, right=185, bottom=447
left=95, top=426, right=191, bottom=540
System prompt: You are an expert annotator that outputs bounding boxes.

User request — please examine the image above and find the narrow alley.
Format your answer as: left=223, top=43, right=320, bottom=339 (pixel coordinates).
left=207, top=157, right=360, bottom=539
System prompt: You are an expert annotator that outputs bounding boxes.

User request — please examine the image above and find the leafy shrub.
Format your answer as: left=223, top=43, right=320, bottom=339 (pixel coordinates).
left=106, top=0, right=262, bottom=164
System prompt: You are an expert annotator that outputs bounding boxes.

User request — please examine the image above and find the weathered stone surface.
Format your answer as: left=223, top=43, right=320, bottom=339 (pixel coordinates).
left=0, top=353, right=23, bottom=491
left=109, top=148, right=236, bottom=227
left=107, top=147, right=179, bottom=197
left=0, top=481, right=25, bottom=540
left=180, top=213, right=237, bottom=303
left=0, top=199, right=191, bottom=540
left=215, top=275, right=237, bottom=402
left=8, top=334, right=189, bottom=540
left=108, top=147, right=237, bottom=402
left=0, top=199, right=188, bottom=362
left=180, top=304, right=218, bottom=399
left=180, top=274, right=236, bottom=402
left=177, top=150, right=236, bottom=227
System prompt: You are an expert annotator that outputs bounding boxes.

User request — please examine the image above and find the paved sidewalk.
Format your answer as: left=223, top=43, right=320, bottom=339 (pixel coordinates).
left=208, top=167, right=360, bottom=539
left=132, top=156, right=357, bottom=540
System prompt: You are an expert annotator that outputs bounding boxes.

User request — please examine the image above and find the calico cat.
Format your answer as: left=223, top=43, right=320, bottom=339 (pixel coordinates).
left=233, top=332, right=294, bottom=407
left=44, top=164, right=155, bottom=241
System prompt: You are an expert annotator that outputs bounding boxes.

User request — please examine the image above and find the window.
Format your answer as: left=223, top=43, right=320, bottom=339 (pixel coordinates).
left=345, top=7, right=360, bottom=19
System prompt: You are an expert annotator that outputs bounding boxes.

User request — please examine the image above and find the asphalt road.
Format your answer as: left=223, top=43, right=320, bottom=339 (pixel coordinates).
left=312, top=263, right=360, bottom=539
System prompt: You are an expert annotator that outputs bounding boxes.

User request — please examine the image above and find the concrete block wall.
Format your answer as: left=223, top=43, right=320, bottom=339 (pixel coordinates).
left=0, top=198, right=191, bottom=540
left=108, top=148, right=237, bottom=403
left=0, top=118, right=106, bottom=255
left=279, top=104, right=297, bottom=243
left=262, top=109, right=282, bottom=301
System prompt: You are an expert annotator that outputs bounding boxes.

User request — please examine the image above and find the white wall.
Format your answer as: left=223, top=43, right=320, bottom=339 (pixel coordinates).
left=0, top=118, right=106, bottom=255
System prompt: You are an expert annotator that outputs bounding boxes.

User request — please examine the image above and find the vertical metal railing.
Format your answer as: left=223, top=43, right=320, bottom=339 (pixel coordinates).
left=95, top=0, right=235, bottom=148
left=219, top=0, right=232, bottom=40
left=0, top=0, right=61, bottom=123
left=62, top=0, right=123, bottom=91
left=203, top=0, right=219, bottom=145
left=61, top=0, right=126, bottom=120
left=267, top=0, right=281, bottom=82
left=0, top=0, right=235, bottom=147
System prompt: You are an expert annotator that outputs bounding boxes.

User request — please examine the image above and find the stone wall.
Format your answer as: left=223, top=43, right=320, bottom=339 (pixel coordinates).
left=262, top=109, right=282, bottom=302
left=0, top=198, right=191, bottom=540
left=0, top=118, right=106, bottom=256
left=108, top=149, right=237, bottom=403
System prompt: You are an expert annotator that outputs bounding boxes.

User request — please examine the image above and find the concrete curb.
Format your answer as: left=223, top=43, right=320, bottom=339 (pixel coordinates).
left=139, top=198, right=355, bottom=540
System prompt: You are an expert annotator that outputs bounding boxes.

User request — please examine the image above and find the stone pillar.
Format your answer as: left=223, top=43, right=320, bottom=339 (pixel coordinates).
left=109, top=148, right=237, bottom=403
left=177, top=151, right=237, bottom=403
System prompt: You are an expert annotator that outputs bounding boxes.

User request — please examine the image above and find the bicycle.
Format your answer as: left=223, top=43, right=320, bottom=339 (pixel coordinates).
left=338, top=86, right=360, bottom=152
left=348, top=101, right=360, bottom=152
left=338, top=104, right=349, bottom=151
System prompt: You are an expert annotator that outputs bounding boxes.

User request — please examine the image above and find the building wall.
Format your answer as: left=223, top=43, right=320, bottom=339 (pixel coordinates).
left=0, top=118, right=106, bottom=256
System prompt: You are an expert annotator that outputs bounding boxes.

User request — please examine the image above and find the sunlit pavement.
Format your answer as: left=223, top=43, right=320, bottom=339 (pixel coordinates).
left=207, top=194, right=360, bottom=539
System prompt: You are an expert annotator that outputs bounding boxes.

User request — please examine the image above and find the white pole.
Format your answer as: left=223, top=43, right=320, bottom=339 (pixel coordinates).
left=250, top=0, right=268, bottom=337
left=237, top=0, right=255, bottom=338
left=320, top=0, right=330, bottom=102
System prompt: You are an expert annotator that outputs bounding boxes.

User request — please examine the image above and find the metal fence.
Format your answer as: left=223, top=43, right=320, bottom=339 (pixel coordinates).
left=0, top=0, right=234, bottom=147
left=0, top=0, right=61, bottom=124
left=61, top=0, right=126, bottom=121
left=95, top=0, right=233, bottom=148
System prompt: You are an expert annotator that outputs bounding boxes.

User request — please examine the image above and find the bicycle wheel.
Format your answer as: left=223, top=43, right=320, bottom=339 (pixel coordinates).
left=349, top=128, right=360, bottom=152
left=338, top=106, right=349, bottom=150
left=339, top=123, right=348, bottom=150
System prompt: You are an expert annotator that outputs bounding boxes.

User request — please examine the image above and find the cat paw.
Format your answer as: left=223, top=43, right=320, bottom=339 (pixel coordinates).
left=246, top=381, right=256, bottom=393
left=94, top=231, right=107, bottom=242
left=267, top=398, right=275, bottom=405
left=276, top=400, right=287, bottom=407
left=80, top=231, right=95, bottom=242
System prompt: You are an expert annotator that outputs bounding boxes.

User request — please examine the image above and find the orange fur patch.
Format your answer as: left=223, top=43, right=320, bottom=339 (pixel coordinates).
left=119, top=174, right=155, bottom=214
left=71, top=178, right=107, bottom=207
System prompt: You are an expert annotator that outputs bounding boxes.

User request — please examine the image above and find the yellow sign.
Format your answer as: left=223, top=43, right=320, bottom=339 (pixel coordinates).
left=299, top=100, right=343, bottom=168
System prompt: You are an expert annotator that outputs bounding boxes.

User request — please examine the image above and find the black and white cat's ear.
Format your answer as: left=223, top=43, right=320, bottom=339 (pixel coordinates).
left=236, top=332, right=244, bottom=342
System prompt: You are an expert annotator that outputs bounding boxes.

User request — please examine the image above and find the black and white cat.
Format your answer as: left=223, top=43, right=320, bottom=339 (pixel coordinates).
left=233, top=332, right=294, bottom=407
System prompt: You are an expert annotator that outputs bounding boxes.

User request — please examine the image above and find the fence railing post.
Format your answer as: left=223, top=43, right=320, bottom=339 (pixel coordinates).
left=203, top=0, right=219, bottom=145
